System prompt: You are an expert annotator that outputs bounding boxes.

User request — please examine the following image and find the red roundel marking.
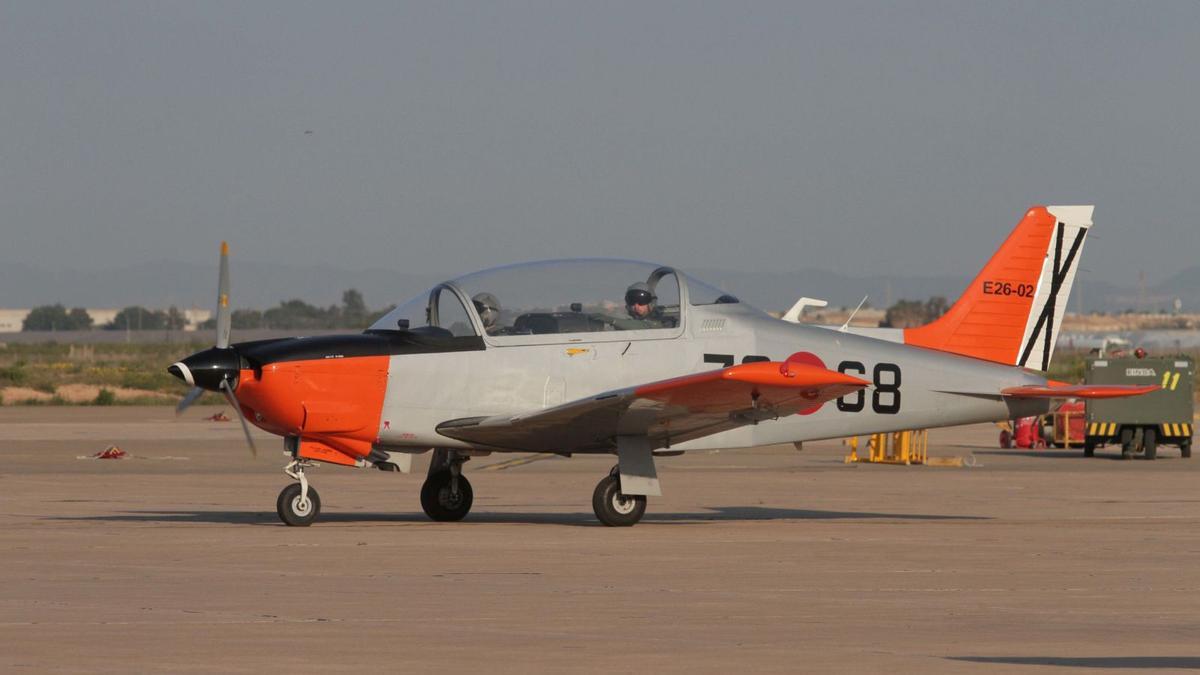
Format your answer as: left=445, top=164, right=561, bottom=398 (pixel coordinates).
left=784, top=351, right=827, bottom=415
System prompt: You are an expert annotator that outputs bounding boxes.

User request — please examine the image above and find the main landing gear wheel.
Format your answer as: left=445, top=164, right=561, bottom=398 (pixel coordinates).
left=592, top=473, right=647, bottom=527
left=421, top=470, right=474, bottom=522
left=277, top=482, right=321, bottom=527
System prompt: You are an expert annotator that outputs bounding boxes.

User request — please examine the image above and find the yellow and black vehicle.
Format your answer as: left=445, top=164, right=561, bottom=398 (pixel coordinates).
left=1083, top=355, right=1194, bottom=459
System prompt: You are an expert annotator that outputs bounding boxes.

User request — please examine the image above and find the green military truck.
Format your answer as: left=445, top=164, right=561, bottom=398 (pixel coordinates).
left=1083, top=355, right=1194, bottom=459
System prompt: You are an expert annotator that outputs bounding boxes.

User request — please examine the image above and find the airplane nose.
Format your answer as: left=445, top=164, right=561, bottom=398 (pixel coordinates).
left=168, top=347, right=242, bottom=392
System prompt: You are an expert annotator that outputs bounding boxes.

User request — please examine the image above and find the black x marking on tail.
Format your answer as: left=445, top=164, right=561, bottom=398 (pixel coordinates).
left=1018, top=222, right=1086, bottom=370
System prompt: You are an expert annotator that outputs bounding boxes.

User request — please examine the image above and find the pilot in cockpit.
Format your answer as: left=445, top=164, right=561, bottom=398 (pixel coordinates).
left=471, top=292, right=502, bottom=335
left=612, top=282, right=667, bottom=330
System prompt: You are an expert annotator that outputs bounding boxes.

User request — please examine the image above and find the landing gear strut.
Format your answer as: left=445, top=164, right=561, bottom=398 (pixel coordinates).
left=421, top=449, right=473, bottom=521
left=278, top=459, right=320, bottom=526
left=592, top=465, right=647, bottom=527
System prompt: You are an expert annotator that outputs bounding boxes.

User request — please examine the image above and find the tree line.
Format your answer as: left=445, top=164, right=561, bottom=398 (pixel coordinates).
left=22, top=290, right=949, bottom=332
left=21, top=290, right=394, bottom=332
left=878, top=297, right=949, bottom=328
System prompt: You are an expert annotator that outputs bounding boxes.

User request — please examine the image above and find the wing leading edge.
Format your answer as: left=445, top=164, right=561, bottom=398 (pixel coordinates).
left=436, top=361, right=869, bottom=453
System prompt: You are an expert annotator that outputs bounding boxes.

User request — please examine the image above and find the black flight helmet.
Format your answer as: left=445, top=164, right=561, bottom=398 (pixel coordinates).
left=625, top=282, right=656, bottom=315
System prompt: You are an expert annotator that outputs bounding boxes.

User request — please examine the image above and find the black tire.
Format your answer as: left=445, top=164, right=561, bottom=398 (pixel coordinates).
left=1083, top=438, right=1095, bottom=457
left=276, top=482, right=320, bottom=527
left=591, top=474, right=647, bottom=527
left=1181, top=439, right=1191, bottom=459
left=420, top=470, right=473, bottom=522
left=1143, top=427, right=1157, bottom=460
left=1120, top=427, right=1134, bottom=460
left=1041, top=422, right=1054, bottom=447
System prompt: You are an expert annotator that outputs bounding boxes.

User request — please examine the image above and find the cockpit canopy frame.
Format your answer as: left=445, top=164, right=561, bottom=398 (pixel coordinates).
left=368, top=258, right=747, bottom=346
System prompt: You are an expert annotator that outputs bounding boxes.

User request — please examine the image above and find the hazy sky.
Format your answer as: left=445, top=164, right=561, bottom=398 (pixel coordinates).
left=2, top=1, right=1197, bottom=288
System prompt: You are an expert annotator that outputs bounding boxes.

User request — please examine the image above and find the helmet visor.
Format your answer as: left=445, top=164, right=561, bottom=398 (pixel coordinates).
left=625, top=289, right=654, bottom=306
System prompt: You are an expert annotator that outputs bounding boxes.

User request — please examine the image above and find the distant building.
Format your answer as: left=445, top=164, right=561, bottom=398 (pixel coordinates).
left=88, top=309, right=120, bottom=328
left=182, top=308, right=212, bottom=329
left=0, top=310, right=25, bottom=332
left=0, top=308, right=212, bottom=332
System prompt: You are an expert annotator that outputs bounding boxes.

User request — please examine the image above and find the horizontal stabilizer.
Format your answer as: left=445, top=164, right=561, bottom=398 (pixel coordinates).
left=1002, top=383, right=1159, bottom=399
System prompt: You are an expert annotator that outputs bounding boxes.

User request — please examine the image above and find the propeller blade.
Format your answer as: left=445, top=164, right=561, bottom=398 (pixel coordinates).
left=219, top=379, right=257, bottom=457
left=175, top=386, right=204, bottom=416
left=215, top=241, right=232, bottom=349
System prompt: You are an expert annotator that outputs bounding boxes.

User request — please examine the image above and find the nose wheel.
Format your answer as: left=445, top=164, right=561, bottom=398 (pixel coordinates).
left=278, top=459, right=320, bottom=526
left=592, top=467, right=647, bottom=527
left=277, top=482, right=321, bottom=526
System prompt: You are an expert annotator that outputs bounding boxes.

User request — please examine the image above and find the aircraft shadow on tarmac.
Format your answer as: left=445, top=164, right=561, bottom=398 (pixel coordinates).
left=947, top=656, right=1200, bottom=669
left=970, top=448, right=1089, bottom=459
left=970, top=448, right=1173, bottom=461
left=48, top=506, right=988, bottom=527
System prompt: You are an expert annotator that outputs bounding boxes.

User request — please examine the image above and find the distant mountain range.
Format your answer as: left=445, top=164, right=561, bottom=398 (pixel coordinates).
left=2, top=259, right=1197, bottom=315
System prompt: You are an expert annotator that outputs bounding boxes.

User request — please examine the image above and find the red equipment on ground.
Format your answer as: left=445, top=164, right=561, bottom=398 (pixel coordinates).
left=1046, top=400, right=1086, bottom=447
left=999, top=416, right=1046, bottom=449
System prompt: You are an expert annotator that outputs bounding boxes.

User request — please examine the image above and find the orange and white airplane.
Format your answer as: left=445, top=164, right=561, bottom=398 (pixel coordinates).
left=170, top=205, right=1154, bottom=526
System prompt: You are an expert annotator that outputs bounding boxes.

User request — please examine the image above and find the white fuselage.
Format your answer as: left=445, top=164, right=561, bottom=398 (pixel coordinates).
left=375, top=302, right=1049, bottom=453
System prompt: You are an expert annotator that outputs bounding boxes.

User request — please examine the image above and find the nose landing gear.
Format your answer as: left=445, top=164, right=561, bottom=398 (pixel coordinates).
left=277, top=459, right=320, bottom=527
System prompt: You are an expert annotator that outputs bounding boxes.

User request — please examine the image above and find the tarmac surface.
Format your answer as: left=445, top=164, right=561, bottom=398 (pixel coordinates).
left=1, top=406, right=1198, bottom=673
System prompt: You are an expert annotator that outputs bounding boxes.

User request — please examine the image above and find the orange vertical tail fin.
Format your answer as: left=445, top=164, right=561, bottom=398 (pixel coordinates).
left=904, top=205, right=1093, bottom=370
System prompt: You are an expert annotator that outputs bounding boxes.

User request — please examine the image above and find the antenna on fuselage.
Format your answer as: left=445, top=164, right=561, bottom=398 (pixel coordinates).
left=838, top=295, right=869, bottom=333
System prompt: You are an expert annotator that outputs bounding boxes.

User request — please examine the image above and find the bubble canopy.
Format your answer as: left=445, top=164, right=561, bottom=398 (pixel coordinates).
left=368, top=259, right=748, bottom=341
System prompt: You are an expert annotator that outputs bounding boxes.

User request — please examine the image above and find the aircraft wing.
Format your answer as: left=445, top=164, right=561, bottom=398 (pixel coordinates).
left=436, top=361, right=869, bottom=453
